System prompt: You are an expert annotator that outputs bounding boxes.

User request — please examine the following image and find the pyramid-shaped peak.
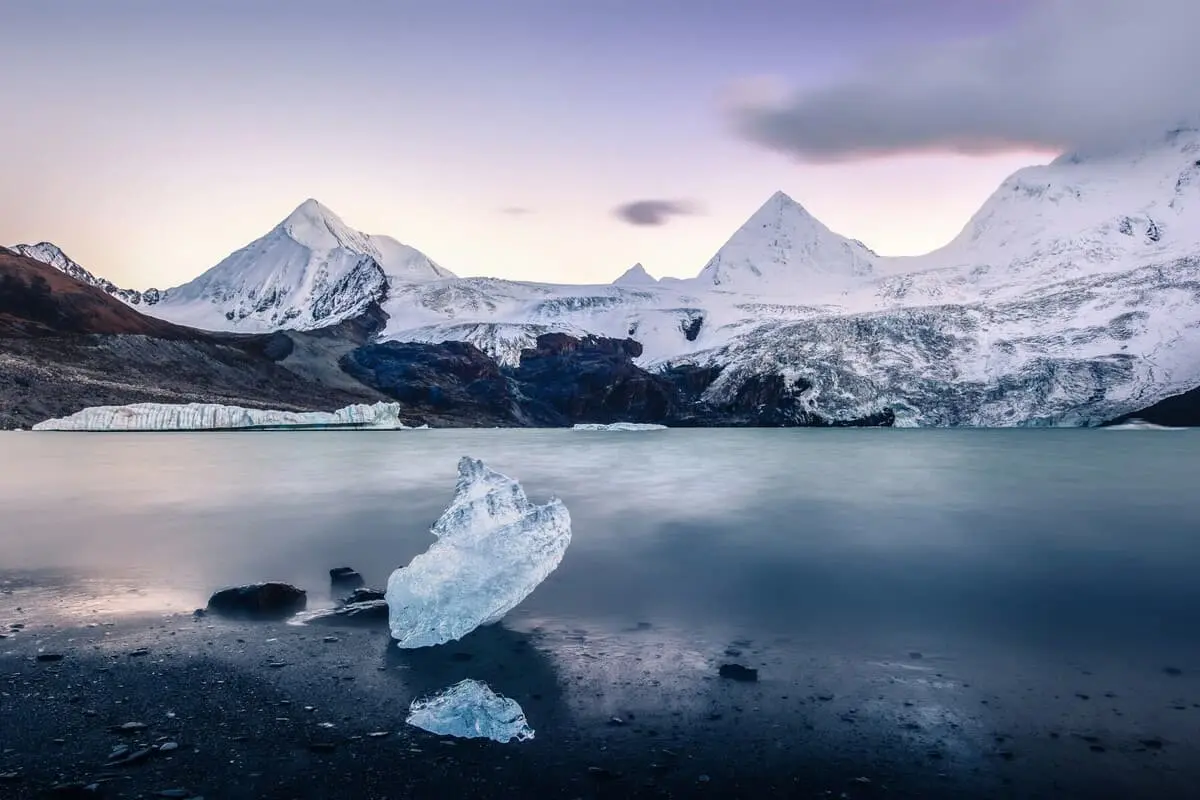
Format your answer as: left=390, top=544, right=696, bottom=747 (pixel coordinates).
left=695, top=190, right=876, bottom=294
left=277, top=198, right=371, bottom=252
left=613, top=262, right=658, bottom=286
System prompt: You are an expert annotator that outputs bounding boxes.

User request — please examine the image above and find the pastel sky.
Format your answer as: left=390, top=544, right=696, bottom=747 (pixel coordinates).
left=6, top=0, right=1178, bottom=289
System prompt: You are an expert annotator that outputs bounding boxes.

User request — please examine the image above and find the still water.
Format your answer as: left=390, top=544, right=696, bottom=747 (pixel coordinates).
left=2, top=428, right=1200, bottom=654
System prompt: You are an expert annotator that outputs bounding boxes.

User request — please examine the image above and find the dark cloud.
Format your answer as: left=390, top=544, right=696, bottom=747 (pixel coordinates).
left=499, top=206, right=532, bottom=215
left=727, top=0, right=1200, bottom=162
left=613, top=199, right=699, bottom=226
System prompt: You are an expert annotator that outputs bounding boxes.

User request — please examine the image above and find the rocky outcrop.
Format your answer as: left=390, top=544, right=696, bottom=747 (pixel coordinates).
left=207, top=583, right=307, bottom=619
left=1105, top=385, right=1200, bottom=427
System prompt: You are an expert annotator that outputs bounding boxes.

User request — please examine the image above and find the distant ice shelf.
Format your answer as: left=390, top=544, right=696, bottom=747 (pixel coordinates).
left=31, top=401, right=415, bottom=431
left=571, top=422, right=669, bottom=431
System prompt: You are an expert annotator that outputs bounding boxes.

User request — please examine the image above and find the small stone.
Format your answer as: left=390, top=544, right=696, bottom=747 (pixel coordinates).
left=0, top=771, right=20, bottom=781
left=852, top=776, right=871, bottom=784
left=718, top=664, right=758, bottom=682
left=112, top=721, right=149, bottom=732
left=698, top=774, right=711, bottom=782
left=1076, top=693, right=1090, bottom=700
left=158, top=742, right=180, bottom=752
left=1163, top=666, right=1183, bottom=677
left=317, top=722, right=335, bottom=728
left=267, top=662, right=287, bottom=669
left=1139, top=738, right=1165, bottom=750
left=129, top=648, right=151, bottom=657
left=37, top=653, right=65, bottom=662
left=608, top=716, right=625, bottom=726
left=322, top=636, right=339, bottom=644
left=308, top=742, right=336, bottom=753
left=587, top=766, right=618, bottom=781
left=367, top=731, right=390, bottom=738
left=155, top=790, right=193, bottom=799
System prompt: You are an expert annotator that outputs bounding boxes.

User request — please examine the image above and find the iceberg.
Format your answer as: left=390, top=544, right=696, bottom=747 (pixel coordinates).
left=386, top=457, right=571, bottom=648
left=31, top=401, right=413, bottom=431
left=571, top=422, right=668, bottom=431
left=405, top=679, right=534, bottom=743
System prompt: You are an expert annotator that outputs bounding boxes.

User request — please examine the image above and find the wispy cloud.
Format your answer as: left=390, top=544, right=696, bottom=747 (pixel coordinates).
left=613, top=199, right=700, bottom=226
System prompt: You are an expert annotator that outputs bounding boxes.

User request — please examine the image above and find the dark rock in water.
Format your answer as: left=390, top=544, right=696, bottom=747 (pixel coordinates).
left=719, top=663, right=759, bottom=682
left=36, top=653, right=65, bottom=662
left=329, top=567, right=365, bottom=591
left=307, top=599, right=389, bottom=626
left=344, top=587, right=386, bottom=604
left=207, top=583, right=307, bottom=619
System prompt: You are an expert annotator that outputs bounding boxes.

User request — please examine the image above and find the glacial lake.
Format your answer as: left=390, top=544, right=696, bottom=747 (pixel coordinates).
left=3, top=429, right=1200, bottom=795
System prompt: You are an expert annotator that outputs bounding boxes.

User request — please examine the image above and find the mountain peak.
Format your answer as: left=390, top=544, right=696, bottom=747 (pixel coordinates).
left=277, top=198, right=371, bottom=252
left=613, top=262, right=658, bottom=286
left=695, top=190, right=876, bottom=295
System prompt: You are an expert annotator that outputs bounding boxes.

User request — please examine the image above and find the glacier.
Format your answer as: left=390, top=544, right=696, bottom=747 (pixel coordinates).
left=16, top=127, right=1200, bottom=426
left=405, top=679, right=534, bottom=743
left=386, top=457, right=571, bottom=649
left=32, top=401, right=413, bottom=431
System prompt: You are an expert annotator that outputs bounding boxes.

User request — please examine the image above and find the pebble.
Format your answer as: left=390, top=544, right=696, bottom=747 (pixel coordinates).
left=37, top=653, right=65, bottom=663
left=322, top=637, right=339, bottom=644
left=308, top=742, right=336, bottom=753
left=129, top=648, right=151, bottom=657
left=718, top=664, right=758, bottom=682
left=158, top=742, right=180, bottom=752
left=367, top=731, right=390, bottom=738
left=154, top=789, right=193, bottom=798
left=113, top=721, right=149, bottom=732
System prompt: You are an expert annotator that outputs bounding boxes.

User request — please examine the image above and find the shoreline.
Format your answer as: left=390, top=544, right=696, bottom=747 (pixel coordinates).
left=3, top=582, right=1199, bottom=799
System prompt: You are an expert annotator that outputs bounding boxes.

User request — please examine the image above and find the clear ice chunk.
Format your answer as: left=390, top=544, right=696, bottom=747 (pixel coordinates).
left=405, top=678, right=534, bottom=742
left=386, top=457, right=571, bottom=648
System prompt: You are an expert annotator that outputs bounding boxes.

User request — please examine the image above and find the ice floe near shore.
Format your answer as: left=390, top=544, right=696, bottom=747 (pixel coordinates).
left=386, top=457, right=571, bottom=648
left=31, top=401, right=413, bottom=431
left=571, top=422, right=668, bottom=431
left=406, top=679, right=534, bottom=742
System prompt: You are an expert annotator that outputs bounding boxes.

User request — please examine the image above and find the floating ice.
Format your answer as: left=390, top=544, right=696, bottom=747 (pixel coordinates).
left=31, top=401, right=413, bottom=431
left=405, top=679, right=534, bottom=743
left=386, top=457, right=571, bottom=648
left=571, top=422, right=668, bottom=431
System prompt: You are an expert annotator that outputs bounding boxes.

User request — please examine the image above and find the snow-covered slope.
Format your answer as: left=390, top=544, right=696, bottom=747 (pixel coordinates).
left=696, top=190, right=878, bottom=297
left=11, top=243, right=161, bottom=306
left=145, top=200, right=454, bottom=331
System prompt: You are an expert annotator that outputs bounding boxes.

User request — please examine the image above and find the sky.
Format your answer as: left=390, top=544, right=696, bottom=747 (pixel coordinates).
left=1, top=0, right=1192, bottom=289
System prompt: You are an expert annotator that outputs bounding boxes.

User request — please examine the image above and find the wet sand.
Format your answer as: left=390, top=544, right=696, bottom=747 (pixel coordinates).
left=2, top=581, right=1199, bottom=799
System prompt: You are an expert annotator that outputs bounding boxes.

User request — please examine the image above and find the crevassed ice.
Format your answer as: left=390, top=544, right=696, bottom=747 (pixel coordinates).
left=386, top=457, right=571, bottom=648
left=406, top=679, right=534, bottom=743
left=571, top=422, right=668, bottom=431
left=31, top=401, right=412, bottom=431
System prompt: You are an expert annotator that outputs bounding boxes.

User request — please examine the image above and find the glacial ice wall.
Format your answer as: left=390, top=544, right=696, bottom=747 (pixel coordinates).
left=32, top=401, right=412, bottom=431
left=386, top=457, right=572, bottom=648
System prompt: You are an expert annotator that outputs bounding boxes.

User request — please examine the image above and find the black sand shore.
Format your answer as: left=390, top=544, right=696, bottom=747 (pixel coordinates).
left=2, top=581, right=1199, bottom=800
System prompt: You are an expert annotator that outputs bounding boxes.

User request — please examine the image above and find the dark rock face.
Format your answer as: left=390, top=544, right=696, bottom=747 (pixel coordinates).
left=345, top=587, right=386, bottom=604
left=207, top=583, right=307, bottom=619
left=1106, top=385, right=1200, bottom=427
left=513, top=334, right=679, bottom=425
left=342, top=332, right=895, bottom=428
left=340, top=340, right=516, bottom=425
left=329, top=567, right=365, bottom=592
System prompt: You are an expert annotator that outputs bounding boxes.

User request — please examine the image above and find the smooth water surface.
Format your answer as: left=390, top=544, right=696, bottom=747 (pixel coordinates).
left=3, top=428, right=1200, bottom=657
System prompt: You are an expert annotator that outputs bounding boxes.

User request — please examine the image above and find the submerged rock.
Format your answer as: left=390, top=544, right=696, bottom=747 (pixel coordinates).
left=206, top=583, right=307, bottom=619
left=406, top=679, right=534, bottom=743
left=718, top=663, right=759, bottom=682
left=386, top=457, right=571, bottom=648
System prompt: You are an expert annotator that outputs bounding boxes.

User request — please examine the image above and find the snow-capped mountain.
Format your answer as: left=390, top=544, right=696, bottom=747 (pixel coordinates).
left=612, top=263, right=658, bottom=286
left=696, top=190, right=878, bottom=296
left=11, top=242, right=162, bottom=306
left=23, top=126, right=1200, bottom=426
left=145, top=199, right=455, bottom=331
